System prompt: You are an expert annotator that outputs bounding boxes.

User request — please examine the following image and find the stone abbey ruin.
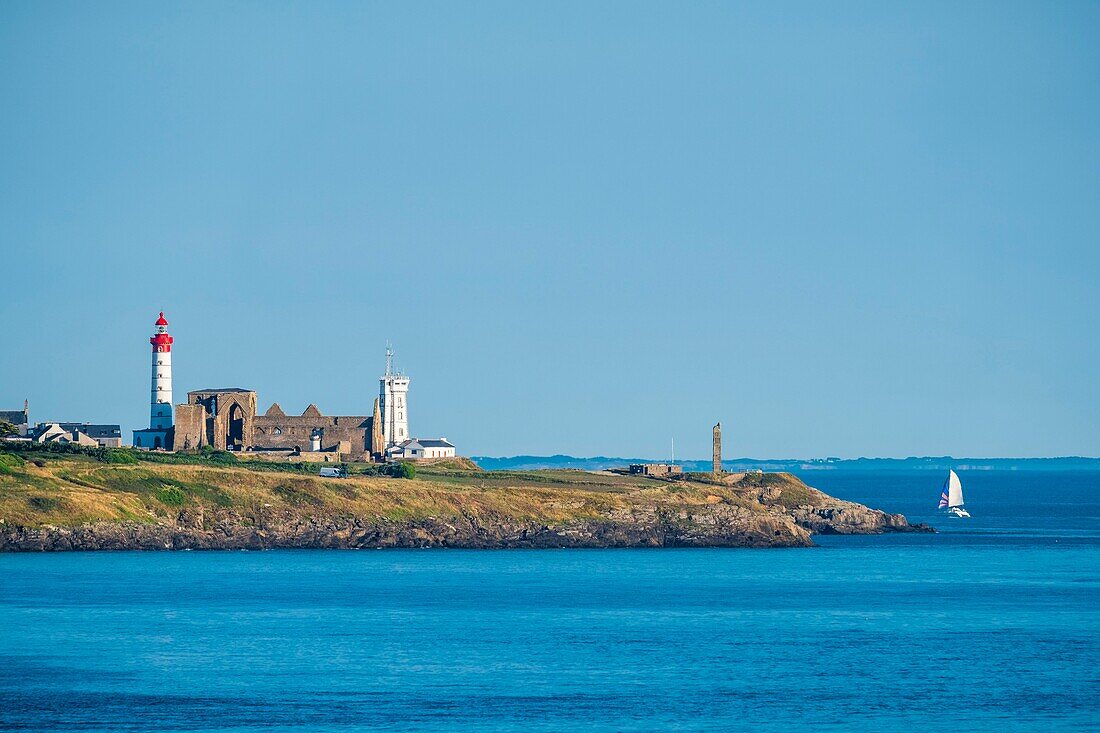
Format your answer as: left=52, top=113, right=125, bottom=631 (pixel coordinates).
left=172, top=388, right=384, bottom=460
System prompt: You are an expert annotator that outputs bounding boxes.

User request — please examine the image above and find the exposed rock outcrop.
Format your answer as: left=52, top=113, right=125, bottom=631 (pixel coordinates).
left=789, top=503, right=933, bottom=535
left=0, top=504, right=817, bottom=551
left=0, top=499, right=933, bottom=552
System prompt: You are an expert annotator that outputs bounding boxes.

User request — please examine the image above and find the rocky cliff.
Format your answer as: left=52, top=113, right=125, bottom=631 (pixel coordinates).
left=0, top=452, right=931, bottom=551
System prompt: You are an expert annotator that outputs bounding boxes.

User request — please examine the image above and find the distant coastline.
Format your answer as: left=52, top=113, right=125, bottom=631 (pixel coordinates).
left=472, top=455, right=1100, bottom=472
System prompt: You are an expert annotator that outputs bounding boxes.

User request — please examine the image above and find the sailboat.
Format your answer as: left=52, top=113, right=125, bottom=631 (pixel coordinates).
left=938, top=469, right=970, bottom=518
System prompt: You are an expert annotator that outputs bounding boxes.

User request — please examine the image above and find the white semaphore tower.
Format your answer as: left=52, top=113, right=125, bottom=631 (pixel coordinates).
left=379, top=345, right=410, bottom=449
left=133, top=312, right=174, bottom=449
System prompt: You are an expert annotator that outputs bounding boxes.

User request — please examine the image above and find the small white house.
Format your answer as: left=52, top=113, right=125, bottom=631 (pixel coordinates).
left=30, top=423, right=100, bottom=447
left=387, top=438, right=456, bottom=460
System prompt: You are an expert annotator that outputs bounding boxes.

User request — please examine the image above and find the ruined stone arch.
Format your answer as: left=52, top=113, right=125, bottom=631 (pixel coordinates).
left=227, top=403, right=245, bottom=450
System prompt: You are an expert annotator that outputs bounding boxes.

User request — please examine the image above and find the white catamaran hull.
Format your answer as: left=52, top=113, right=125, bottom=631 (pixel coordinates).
left=948, top=506, right=970, bottom=518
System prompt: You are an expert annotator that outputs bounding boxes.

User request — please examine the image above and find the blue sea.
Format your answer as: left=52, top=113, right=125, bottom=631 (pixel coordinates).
left=1, top=470, right=1098, bottom=732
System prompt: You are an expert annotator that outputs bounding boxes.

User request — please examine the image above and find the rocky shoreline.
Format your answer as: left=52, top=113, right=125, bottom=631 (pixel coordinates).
left=0, top=502, right=932, bottom=552
left=0, top=451, right=934, bottom=551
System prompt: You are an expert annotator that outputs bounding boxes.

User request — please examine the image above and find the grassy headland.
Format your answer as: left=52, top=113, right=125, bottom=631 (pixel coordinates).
left=0, top=444, right=929, bottom=550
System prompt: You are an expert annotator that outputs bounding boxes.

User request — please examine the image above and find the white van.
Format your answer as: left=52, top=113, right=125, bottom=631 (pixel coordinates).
left=318, top=466, right=348, bottom=479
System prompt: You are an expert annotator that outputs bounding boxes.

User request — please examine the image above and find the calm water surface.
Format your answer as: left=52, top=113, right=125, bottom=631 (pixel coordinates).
left=1, top=470, right=1097, bottom=732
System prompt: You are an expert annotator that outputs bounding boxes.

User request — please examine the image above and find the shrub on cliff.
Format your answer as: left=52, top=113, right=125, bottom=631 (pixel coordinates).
left=1, top=442, right=139, bottom=465
left=382, top=461, right=416, bottom=479
left=198, top=446, right=238, bottom=465
left=155, top=485, right=187, bottom=506
left=4, top=442, right=88, bottom=459
left=99, top=448, right=138, bottom=465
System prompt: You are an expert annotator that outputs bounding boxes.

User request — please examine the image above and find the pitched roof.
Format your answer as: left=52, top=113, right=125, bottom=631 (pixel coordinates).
left=56, top=423, right=122, bottom=439
left=0, top=410, right=27, bottom=425
left=28, top=423, right=96, bottom=443
left=265, top=403, right=286, bottom=417
left=301, top=404, right=323, bottom=418
left=416, top=438, right=455, bottom=448
left=26, top=423, right=59, bottom=440
left=396, top=438, right=455, bottom=450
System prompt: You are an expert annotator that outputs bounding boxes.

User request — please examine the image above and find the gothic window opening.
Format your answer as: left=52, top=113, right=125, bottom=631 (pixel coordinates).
left=227, top=403, right=245, bottom=450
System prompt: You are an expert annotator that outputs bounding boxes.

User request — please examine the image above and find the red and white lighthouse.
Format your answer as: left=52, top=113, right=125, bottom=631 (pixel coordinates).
left=149, top=312, right=174, bottom=430
left=133, top=312, right=175, bottom=449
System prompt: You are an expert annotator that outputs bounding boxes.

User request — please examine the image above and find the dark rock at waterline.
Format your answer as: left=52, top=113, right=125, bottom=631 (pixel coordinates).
left=0, top=514, right=810, bottom=551
left=0, top=500, right=931, bottom=552
left=789, top=504, right=936, bottom=535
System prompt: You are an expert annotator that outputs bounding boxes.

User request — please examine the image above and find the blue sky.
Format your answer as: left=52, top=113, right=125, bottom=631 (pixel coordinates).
left=1, top=1, right=1097, bottom=458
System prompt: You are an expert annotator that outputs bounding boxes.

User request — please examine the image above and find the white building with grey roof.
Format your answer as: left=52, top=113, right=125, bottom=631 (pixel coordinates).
left=387, top=438, right=456, bottom=460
